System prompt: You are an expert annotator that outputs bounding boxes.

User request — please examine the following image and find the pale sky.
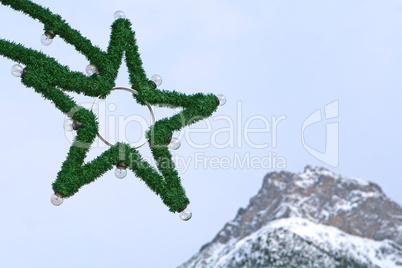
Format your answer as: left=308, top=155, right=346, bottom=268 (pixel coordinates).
left=0, top=0, right=401, bottom=267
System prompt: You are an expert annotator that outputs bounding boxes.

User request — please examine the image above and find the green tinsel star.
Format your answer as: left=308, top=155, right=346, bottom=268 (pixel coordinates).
left=0, top=0, right=221, bottom=213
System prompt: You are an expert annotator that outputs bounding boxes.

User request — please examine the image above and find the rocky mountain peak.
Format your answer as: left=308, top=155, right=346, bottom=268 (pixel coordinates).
left=180, top=166, right=402, bottom=267
left=212, top=165, right=402, bottom=246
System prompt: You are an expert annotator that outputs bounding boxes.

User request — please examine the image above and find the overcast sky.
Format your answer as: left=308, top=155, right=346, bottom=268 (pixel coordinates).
left=0, top=0, right=401, bottom=267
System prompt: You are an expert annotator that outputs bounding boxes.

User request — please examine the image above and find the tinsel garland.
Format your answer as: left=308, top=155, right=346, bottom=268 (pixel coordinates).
left=0, top=0, right=220, bottom=213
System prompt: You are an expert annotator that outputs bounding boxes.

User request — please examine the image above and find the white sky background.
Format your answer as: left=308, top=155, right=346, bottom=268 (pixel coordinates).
left=0, top=0, right=401, bottom=267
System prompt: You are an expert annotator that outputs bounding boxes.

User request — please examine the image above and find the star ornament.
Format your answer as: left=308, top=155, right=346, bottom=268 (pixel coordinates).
left=0, top=0, right=226, bottom=217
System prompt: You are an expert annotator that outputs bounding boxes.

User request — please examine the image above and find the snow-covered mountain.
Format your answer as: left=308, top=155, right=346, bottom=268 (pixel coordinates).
left=179, top=166, right=402, bottom=267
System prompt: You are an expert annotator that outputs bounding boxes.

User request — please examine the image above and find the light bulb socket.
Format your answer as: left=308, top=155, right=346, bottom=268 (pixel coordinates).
left=91, top=71, right=100, bottom=77
left=55, top=192, right=63, bottom=198
left=44, top=30, right=56, bottom=39
left=20, top=68, right=27, bottom=79
left=215, top=96, right=220, bottom=106
left=117, top=161, right=127, bottom=170
left=178, top=206, right=187, bottom=213
left=72, top=120, right=83, bottom=130
left=167, top=136, right=172, bottom=144
left=149, top=80, right=157, bottom=89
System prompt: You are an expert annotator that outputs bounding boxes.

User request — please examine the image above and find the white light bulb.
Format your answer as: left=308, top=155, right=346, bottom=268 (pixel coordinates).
left=114, top=10, right=126, bottom=20
left=115, top=167, right=127, bottom=179
left=151, top=74, right=162, bottom=87
left=85, top=64, right=98, bottom=76
left=64, top=119, right=74, bottom=132
left=180, top=209, right=192, bottom=221
left=168, top=137, right=181, bottom=150
left=217, top=94, right=226, bottom=106
left=40, top=34, right=53, bottom=46
left=51, top=194, right=63, bottom=206
left=11, top=64, right=24, bottom=77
